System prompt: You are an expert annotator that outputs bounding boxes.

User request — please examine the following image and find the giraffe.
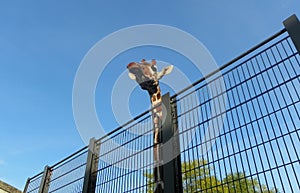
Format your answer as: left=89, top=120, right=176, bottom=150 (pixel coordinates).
left=127, top=59, right=173, bottom=193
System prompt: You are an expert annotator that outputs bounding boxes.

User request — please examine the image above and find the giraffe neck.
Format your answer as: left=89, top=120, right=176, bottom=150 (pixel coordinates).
left=150, top=85, right=163, bottom=138
left=150, top=85, right=164, bottom=192
left=150, top=86, right=163, bottom=122
left=151, top=86, right=162, bottom=107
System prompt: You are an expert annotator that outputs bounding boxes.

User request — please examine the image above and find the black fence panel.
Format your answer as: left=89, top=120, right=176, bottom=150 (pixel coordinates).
left=94, top=112, right=155, bottom=192
left=173, top=32, right=300, bottom=193
left=47, top=149, right=88, bottom=193
left=24, top=173, right=43, bottom=193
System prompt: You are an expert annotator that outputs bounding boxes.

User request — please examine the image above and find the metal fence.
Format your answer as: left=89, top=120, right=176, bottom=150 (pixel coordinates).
left=94, top=112, right=154, bottom=192
left=175, top=25, right=300, bottom=193
left=24, top=172, right=43, bottom=193
left=47, top=148, right=88, bottom=193
left=24, top=15, right=300, bottom=193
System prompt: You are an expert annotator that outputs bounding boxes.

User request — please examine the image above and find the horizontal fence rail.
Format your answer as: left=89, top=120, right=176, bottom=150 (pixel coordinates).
left=24, top=15, right=300, bottom=193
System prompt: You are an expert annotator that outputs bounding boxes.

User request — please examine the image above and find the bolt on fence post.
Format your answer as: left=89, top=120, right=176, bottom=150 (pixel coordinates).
left=82, top=137, right=100, bottom=193
left=161, top=93, right=183, bottom=193
left=283, top=14, right=300, bottom=54
left=38, top=166, right=52, bottom=193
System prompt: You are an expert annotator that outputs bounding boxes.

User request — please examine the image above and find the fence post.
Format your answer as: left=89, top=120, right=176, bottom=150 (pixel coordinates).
left=161, top=93, right=183, bottom=193
left=82, top=137, right=100, bottom=193
left=283, top=14, right=300, bottom=54
left=23, top=178, right=30, bottom=193
left=38, top=166, right=52, bottom=193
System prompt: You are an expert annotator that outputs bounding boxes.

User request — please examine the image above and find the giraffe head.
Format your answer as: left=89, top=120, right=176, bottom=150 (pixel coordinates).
left=127, top=59, right=173, bottom=96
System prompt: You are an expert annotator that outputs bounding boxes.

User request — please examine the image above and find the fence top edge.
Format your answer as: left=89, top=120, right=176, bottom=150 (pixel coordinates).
left=171, top=28, right=287, bottom=99
left=49, top=146, right=88, bottom=169
left=27, top=171, right=43, bottom=182
left=96, top=102, right=166, bottom=143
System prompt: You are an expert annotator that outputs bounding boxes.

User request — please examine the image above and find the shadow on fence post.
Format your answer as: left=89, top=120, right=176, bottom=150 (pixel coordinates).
left=38, top=166, right=52, bottom=193
left=284, top=14, right=300, bottom=54
left=82, top=137, right=100, bottom=193
left=161, top=93, right=183, bottom=193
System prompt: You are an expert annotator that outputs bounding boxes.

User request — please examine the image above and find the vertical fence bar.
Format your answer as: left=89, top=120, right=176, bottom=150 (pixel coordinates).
left=38, top=166, right=51, bottom=193
left=161, top=93, right=183, bottom=193
left=82, top=137, right=100, bottom=193
left=283, top=14, right=300, bottom=53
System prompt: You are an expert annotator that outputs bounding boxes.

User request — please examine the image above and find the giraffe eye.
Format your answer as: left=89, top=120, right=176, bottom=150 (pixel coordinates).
left=151, top=65, right=157, bottom=71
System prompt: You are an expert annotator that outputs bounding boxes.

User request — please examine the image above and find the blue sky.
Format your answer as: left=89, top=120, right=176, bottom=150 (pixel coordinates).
left=0, top=0, right=299, bottom=190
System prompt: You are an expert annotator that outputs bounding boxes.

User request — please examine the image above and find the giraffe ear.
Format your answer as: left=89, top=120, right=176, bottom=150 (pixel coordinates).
left=157, top=65, right=174, bottom=79
left=128, top=73, right=136, bottom=80
left=164, top=65, right=173, bottom=75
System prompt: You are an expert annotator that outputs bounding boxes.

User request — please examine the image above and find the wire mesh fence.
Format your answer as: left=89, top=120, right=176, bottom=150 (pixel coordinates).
left=24, top=15, right=300, bottom=193
left=24, top=173, right=43, bottom=193
left=173, top=32, right=300, bottom=193
left=94, top=112, right=157, bottom=192
left=47, top=149, right=88, bottom=193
